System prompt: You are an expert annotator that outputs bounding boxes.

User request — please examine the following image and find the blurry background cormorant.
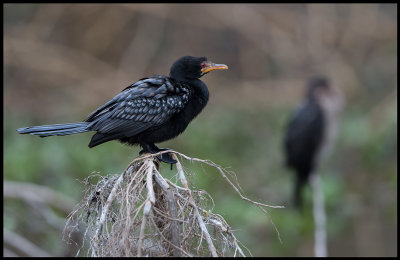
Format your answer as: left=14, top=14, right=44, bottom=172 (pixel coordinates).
left=284, top=76, right=343, bottom=208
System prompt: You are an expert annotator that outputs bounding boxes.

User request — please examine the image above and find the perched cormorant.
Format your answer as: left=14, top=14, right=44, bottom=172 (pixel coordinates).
left=17, top=56, right=228, bottom=164
left=284, top=76, right=343, bottom=208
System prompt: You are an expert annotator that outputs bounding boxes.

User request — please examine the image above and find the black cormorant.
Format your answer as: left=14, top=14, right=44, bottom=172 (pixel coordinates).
left=17, top=56, right=228, bottom=164
left=284, top=76, right=343, bottom=208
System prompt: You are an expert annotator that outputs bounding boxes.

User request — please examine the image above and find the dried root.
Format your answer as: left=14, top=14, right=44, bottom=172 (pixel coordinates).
left=63, top=151, right=283, bottom=257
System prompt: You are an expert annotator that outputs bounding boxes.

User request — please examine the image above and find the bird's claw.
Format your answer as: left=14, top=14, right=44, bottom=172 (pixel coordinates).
left=139, top=146, right=177, bottom=167
left=156, top=148, right=177, bottom=165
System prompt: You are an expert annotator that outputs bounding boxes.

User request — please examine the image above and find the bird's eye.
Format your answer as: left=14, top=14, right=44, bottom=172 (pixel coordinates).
left=201, top=63, right=206, bottom=68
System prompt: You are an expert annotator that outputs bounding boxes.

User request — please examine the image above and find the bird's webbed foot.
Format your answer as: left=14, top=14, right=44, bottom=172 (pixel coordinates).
left=156, top=148, right=177, bottom=167
left=139, top=143, right=177, bottom=165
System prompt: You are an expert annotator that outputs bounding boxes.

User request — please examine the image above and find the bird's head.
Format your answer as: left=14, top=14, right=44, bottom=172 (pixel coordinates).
left=307, top=76, right=330, bottom=98
left=307, top=76, right=344, bottom=113
left=170, top=56, right=228, bottom=81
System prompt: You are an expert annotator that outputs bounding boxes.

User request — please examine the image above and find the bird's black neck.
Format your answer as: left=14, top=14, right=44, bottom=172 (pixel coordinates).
left=171, top=76, right=209, bottom=105
left=187, top=78, right=209, bottom=107
left=176, top=78, right=209, bottom=125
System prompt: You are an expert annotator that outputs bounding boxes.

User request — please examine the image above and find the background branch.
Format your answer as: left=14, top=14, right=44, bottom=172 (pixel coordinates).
left=311, top=173, right=328, bottom=257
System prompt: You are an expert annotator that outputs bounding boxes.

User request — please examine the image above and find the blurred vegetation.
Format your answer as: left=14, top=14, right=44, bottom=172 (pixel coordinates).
left=4, top=3, right=397, bottom=257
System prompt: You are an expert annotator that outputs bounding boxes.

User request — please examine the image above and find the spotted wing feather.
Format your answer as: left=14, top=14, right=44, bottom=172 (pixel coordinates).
left=85, top=76, right=190, bottom=140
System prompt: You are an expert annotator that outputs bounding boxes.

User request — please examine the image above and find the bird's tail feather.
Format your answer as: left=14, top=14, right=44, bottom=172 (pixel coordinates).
left=17, top=122, right=89, bottom=137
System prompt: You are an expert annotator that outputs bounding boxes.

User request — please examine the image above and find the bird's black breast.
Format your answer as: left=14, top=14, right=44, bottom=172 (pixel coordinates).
left=132, top=78, right=209, bottom=144
left=84, top=75, right=192, bottom=147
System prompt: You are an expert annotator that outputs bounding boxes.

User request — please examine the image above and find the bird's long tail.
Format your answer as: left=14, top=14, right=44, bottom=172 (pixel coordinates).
left=17, top=122, right=90, bottom=137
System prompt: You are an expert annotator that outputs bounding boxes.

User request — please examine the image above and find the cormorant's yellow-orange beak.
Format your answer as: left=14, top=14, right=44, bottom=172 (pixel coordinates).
left=201, top=62, right=228, bottom=74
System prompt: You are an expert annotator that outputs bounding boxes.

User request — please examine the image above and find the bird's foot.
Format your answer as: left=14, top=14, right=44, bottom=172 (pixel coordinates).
left=156, top=148, right=177, bottom=165
left=139, top=144, right=177, bottom=166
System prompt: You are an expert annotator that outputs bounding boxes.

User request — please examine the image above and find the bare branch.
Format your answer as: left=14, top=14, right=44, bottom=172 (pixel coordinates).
left=91, top=165, right=132, bottom=256
left=4, top=181, right=75, bottom=213
left=311, top=173, right=328, bottom=257
left=137, top=205, right=149, bottom=257
left=166, top=189, right=181, bottom=257
left=4, top=229, right=52, bottom=257
left=146, top=164, right=156, bottom=204
left=173, top=152, right=284, bottom=209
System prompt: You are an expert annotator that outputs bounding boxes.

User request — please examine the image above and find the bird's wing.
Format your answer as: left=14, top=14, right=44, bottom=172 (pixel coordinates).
left=84, top=76, right=190, bottom=136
